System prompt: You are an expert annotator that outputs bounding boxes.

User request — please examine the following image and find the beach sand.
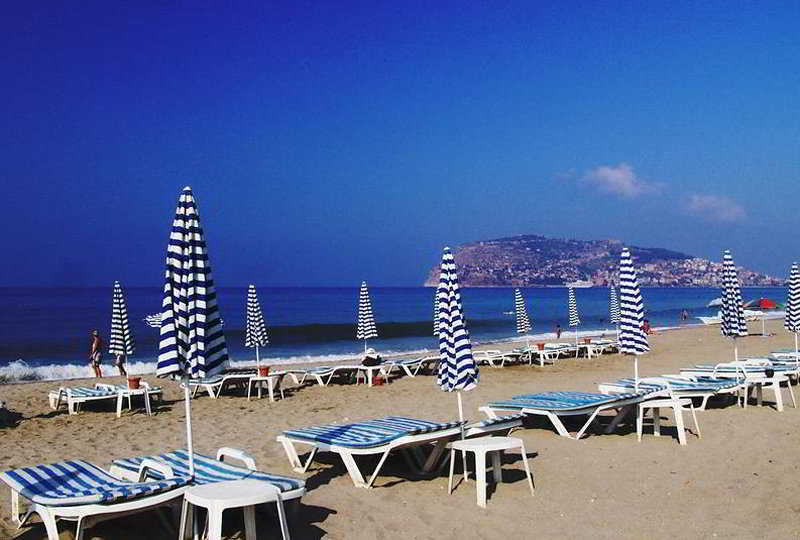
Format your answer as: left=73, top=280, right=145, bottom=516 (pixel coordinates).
left=2, top=319, right=800, bottom=539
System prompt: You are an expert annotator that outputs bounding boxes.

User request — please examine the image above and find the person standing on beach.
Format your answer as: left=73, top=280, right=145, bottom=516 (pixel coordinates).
left=89, top=330, right=104, bottom=378
left=555, top=323, right=562, bottom=339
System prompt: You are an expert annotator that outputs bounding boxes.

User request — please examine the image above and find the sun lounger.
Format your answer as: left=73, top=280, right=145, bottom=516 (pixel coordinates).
left=109, top=448, right=305, bottom=510
left=474, top=350, right=519, bottom=367
left=384, top=355, right=438, bottom=377
left=2, top=459, right=190, bottom=540
left=481, top=388, right=660, bottom=439
left=285, top=364, right=388, bottom=387
left=277, top=416, right=464, bottom=488
left=48, top=385, right=129, bottom=415
left=186, top=370, right=262, bottom=398
left=598, top=376, right=740, bottom=410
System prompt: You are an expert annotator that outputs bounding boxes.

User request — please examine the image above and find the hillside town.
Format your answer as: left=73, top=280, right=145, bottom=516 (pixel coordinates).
left=424, top=235, right=782, bottom=287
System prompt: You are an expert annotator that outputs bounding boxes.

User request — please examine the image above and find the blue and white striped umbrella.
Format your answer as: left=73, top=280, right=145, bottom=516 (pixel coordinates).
left=609, top=285, right=620, bottom=327
left=784, top=263, right=800, bottom=360
left=245, top=285, right=268, bottom=365
left=720, top=250, right=748, bottom=360
left=618, top=248, right=649, bottom=385
left=568, top=286, right=580, bottom=348
left=357, top=281, right=378, bottom=352
left=436, top=247, right=478, bottom=431
left=157, top=186, right=229, bottom=476
left=108, top=280, right=134, bottom=359
left=514, top=288, right=532, bottom=336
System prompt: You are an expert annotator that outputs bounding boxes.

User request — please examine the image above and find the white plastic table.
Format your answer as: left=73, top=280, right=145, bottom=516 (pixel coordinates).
left=745, top=374, right=796, bottom=412
left=179, top=479, right=290, bottom=540
left=447, top=436, right=534, bottom=508
left=247, top=375, right=285, bottom=402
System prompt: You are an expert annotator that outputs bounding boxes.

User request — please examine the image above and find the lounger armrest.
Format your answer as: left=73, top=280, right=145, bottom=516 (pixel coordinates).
left=216, top=447, right=257, bottom=470
left=137, top=459, right=175, bottom=481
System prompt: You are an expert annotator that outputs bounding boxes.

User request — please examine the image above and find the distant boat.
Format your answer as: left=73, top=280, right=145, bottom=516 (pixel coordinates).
left=565, top=279, right=593, bottom=288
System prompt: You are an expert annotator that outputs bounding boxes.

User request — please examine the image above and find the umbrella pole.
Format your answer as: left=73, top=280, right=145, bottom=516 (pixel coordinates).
left=634, top=356, right=639, bottom=391
left=183, top=379, right=195, bottom=477
left=762, top=315, right=766, bottom=337
left=255, top=345, right=260, bottom=368
left=456, top=391, right=468, bottom=479
left=795, top=333, right=798, bottom=368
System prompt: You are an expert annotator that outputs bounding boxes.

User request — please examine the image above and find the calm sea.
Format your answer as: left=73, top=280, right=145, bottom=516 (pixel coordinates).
left=0, top=286, right=785, bottom=382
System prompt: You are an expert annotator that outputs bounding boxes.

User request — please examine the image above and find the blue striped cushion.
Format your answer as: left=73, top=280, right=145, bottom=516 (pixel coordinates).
left=111, top=449, right=304, bottom=493
left=283, top=417, right=463, bottom=448
left=1, top=460, right=189, bottom=506
left=52, top=387, right=119, bottom=398
left=692, top=364, right=793, bottom=373
left=615, top=377, right=738, bottom=392
left=492, top=389, right=653, bottom=412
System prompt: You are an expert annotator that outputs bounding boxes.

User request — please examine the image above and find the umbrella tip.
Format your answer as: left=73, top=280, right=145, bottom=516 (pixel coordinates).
left=182, top=185, right=192, bottom=192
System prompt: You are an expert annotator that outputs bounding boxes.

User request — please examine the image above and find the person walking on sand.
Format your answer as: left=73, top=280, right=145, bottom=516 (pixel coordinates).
left=89, top=329, right=104, bottom=378
left=555, top=323, right=562, bottom=339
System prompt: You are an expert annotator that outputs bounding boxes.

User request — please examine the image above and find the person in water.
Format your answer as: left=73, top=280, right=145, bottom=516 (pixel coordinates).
left=89, top=329, right=104, bottom=378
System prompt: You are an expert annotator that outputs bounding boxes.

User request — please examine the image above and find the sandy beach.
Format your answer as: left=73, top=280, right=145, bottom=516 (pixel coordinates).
left=2, top=319, right=800, bottom=539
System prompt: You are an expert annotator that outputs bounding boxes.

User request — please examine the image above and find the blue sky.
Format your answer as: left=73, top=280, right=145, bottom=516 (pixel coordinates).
left=1, top=2, right=798, bottom=286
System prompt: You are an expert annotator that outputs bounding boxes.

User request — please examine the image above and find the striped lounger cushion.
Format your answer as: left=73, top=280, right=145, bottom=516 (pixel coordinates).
left=283, top=417, right=464, bottom=448
left=1, top=460, right=190, bottom=506
left=53, top=387, right=119, bottom=398
left=469, top=414, right=525, bottom=428
left=614, top=377, right=739, bottom=392
left=490, top=389, right=657, bottom=411
left=111, top=449, right=304, bottom=493
left=692, top=365, right=794, bottom=373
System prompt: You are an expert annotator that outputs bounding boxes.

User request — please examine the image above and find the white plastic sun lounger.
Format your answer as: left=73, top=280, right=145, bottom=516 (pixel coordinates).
left=277, top=416, right=465, bottom=488
left=2, top=459, right=190, bottom=540
left=47, top=384, right=159, bottom=416
left=109, top=448, right=305, bottom=510
left=186, top=370, right=263, bottom=398
left=383, top=355, right=438, bottom=377
left=474, top=350, right=519, bottom=367
left=285, top=364, right=388, bottom=387
left=481, top=388, right=661, bottom=439
left=598, top=376, right=740, bottom=410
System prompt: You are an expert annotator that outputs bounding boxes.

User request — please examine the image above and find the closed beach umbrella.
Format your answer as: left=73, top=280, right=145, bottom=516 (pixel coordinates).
left=609, top=285, right=620, bottom=336
left=436, top=247, right=478, bottom=428
left=568, top=287, right=580, bottom=348
left=157, top=186, right=229, bottom=476
left=108, top=280, right=135, bottom=363
left=357, top=281, right=378, bottom=352
left=784, top=263, right=800, bottom=363
left=514, top=288, right=532, bottom=348
left=618, top=248, right=649, bottom=387
left=720, top=250, right=748, bottom=361
left=245, top=284, right=269, bottom=367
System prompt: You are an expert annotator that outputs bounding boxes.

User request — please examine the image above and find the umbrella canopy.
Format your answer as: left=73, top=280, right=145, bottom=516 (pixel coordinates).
left=436, top=246, right=478, bottom=402
left=568, top=286, right=580, bottom=347
left=108, top=280, right=135, bottom=359
left=245, top=284, right=269, bottom=365
left=514, top=288, right=532, bottom=335
left=720, top=250, right=748, bottom=360
left=609, top=285, right=620, bottom=326
left=356, top=281, right=378, bottom=352
left=156, top=186, right=229, bottom=476
left=784, top=263, right=800, bottom=359
left=618, top=248, right=649, bottom=373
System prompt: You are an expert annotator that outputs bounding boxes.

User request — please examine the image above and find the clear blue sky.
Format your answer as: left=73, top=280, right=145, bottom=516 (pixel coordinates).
left=1, top=2, right=798, bottom=286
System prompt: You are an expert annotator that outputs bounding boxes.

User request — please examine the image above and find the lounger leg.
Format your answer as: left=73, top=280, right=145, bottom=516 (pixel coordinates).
left=243, top=505, right=257, bottom=540
left=275, top=493, right=291, bottom=540
left=75, top=516, right=87, bottom=540
left=278, top=437, right=307, bottom=471
left=340, top=451, right=368, bottom=487
left=636, top=406, right=643, bottom=442
left=757, top=385, right=763, bottom=407
left=247, top=380, right=254, bottom=401
left=788, top=382, right=797, bottom=408
left=116, top=394, right=124, bottom=418
left=690, top=404, right=701, bottom=439
left=699, top=395, right=710, bottom=411
left=144, top=391, right=152, bottom=416
left=519, top=442, right=535, bottom=496
left=673, top=406, right=686, bottom=445
left=546, top=412, right=573, bottom=438
left=773, top=383, right=784, bottom=412
left=653, top=407, right=661, bottom=437
left=37, top=507, right=60, bottom=540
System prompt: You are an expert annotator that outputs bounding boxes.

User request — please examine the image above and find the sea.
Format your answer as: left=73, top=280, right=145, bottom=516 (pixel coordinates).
left=0, top=286, right=787, bottom=383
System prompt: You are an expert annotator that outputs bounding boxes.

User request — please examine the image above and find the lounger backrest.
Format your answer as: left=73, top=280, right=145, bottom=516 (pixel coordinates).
left=1, top=460, right=189, bottom=506
left=111, top=450, right=304, bottom=493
